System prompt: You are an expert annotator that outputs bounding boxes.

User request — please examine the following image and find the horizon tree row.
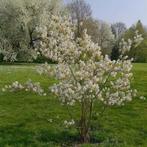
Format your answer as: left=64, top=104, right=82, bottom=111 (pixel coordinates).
left=0, top=0, right=147, bottom=63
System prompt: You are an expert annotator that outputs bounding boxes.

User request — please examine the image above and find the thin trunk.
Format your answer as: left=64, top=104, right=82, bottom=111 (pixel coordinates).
left=80, top=99, right=90, bottom=143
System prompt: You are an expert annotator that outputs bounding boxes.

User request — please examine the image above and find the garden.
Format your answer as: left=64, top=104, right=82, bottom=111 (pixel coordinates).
left=0, top=0, right=147, bottom=146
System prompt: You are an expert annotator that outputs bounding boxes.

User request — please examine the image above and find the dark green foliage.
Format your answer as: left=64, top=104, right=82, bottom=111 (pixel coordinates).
left=123, top=26, right=135, bottom=40
left=136, top=20, right=147, bottom=37
left=111, top=42, right=120, bottom=60
left=33, top=55, right=57, bottom=64
left=0, top=53, right=4, bottom=62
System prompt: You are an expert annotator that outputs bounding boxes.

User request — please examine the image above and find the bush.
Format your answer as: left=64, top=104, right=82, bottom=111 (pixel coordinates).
left=0, top=53, right=4, bottom=62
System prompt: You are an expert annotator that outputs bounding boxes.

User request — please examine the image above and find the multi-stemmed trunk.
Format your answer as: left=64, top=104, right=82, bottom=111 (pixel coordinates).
left=79, top=99, right=93, bottom=143
left=80, top=118, right=90, bottom=143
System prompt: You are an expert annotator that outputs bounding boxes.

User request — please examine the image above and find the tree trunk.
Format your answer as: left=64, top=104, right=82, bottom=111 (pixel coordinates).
left=80, top=124, right=90, bottom=143
left=80, top=100, right=90, bottom=143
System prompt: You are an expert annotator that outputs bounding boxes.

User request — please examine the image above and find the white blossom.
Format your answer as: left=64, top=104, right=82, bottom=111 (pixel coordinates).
left=33, top=15, right=144, bottom=107
left=64, top=119, right=75, bottom=128
left=2, top=14, right=144, bottom=142
left=3, top=80, right=46, bottom=96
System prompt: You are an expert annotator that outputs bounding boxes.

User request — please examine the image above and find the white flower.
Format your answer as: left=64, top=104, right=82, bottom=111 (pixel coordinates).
left=140, top=96, right=146, bottom=100
left=2, top=88, right=6, bottom=92
left=64, top=119, right=75, bottom=128
left=3, top=14, right=143, bottom=139
left=48, top=119, right=53, bottom=123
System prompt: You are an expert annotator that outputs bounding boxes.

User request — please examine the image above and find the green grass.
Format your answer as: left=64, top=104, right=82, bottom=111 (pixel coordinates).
left=0, top=63, right=147, bottom=147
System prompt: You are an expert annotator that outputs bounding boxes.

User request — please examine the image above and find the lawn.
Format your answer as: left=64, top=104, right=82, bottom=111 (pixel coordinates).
left=0, top=63, right=147, bottom=147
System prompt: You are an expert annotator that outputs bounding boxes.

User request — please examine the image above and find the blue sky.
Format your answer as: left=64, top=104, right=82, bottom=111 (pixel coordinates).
left=64, top=0, right=147, bottom=27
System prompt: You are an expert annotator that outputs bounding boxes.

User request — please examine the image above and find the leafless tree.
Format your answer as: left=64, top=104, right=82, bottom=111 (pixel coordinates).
left=67, top=0, right=114, bottom=55
left=111, top=22, right=127, bottom=39
left=67, top=0, right=92, bottom=37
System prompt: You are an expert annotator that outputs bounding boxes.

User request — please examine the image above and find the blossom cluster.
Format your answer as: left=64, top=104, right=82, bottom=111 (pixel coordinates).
left=1, top=14, right=145, bottom=142
left=64, top=119, right=75, bottom=128
left=34, top=14, right=144, bottom=107
left=2, top=80, right=46, bottom=96
left=37, top=62, right=54, bottom=77
left=2, top=14, right=144, bottom=109
left=34, top=15, right=77, bottom=64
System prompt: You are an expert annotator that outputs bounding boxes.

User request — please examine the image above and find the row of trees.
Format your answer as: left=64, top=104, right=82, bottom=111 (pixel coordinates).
left=0, top=0, right=62, bottom=62
left=67, top=0, right=147, bottom=62
left=0, top=0, right=147, bottom=62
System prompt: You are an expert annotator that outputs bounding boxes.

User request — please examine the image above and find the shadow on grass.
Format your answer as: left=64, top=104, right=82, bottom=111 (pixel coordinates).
left=0, top=123, right=107, bottom=146
left=0, top=123, right=34, bottom=146
left=0, top=123, right=79, bottom=146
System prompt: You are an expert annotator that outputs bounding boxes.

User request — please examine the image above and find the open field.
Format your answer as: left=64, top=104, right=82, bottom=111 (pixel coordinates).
left=0, top=63, right=147, bottom=147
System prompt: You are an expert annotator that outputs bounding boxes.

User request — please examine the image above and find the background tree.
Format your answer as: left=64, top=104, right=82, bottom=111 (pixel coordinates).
left=67, top=0, right=114, bottom=55
left=0, top=0, right=62, bottom=62
left=111, top=22, right=127, bottom=60
left=124, top=20, right=146, bottom=39
left=124, top=20, right=147, bottom=62
left=96, top=21, right=115, bottom=55
left=67, top=0, right=92, bottom=37
left=76, top=18, right=114, bottom=55
left=111, top=22, right=127, bottom=39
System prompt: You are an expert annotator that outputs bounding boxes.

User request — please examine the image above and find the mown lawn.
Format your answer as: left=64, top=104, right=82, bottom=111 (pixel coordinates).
left=0, top=63, right=147, bottom=147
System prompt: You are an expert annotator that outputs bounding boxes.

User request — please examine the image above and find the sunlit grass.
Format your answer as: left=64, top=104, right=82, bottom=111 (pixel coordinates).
left=0, top=63, right=147, bottom=146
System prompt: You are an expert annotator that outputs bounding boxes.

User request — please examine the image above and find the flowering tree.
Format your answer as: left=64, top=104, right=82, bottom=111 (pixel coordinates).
left=3, top=14, right=143, bottom=143
left=0, top=0, right=63, bottom=62
left=33, top=15, right=144, bottom=142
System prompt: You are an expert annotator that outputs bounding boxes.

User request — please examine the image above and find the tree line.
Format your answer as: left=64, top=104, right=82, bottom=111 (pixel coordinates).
left=0, top=0, right=147, bottom=63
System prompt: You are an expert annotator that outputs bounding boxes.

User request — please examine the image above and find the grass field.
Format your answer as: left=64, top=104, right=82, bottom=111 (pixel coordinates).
left=0, top=63, right=147, bottom=147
